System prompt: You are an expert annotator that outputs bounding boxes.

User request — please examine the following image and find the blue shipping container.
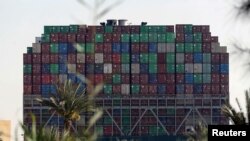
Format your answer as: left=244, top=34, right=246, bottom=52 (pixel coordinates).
left=42, top=64, right=50, bottom=74
left=67, top=43, right=76, bottom=53
left=184, top=34, right=193, bottom=43
left=176, top=84, right=184, bottom=94
left=112, top=43, right=121, bottom=53
left=68, top=74, right=76, bottom=83
left=59, top=54, right=67, bottom=63
left=149, top=43, right=157, bottom=53
left=95, top=64, right=103, bottom=73
left=140, top=64, right=148, bottom=73
left=131, top=54, right=140, bottom=63
left=59, top=43, right=68, bottom=54
left=211, top=64, right=220, bottom=73
left=50, top=85, right=57, bottom=94
left=158, top=85, right=166, bottom=94
left=220, top=64, right=229, bottom=74
left=121, top=43, right=130, bottom=53
left=41, top=85, right=50, bottom=95
left=193, top=53, right=202, bottom=63
left=194, top=84, right=203, bottom=94
left=59, top=64, right=67, bottom=73
left=149, top=74, right=157, bottom=84
left=185, top=74, right=193, bottom=83
left=86, top=64, right=94, bottom=73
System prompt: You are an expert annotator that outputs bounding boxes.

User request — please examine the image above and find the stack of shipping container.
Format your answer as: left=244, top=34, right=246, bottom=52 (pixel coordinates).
left=23, top=20, right=229, bottom=137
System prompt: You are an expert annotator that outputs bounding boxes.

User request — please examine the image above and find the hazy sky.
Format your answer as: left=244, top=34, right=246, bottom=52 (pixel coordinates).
left=1, top=0, right=250, bottom=140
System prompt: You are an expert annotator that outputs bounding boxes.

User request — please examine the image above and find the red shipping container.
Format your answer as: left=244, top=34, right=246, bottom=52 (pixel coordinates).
left=121, top=74, right=130, bottom=83
left=176, top=25, right=184, bottom=33
left=104, top=33, right=112, bottom=42
left=211, top=36, right=218, bottom=42
left=131, top=74, right=140, bottom=84
left=212, top=73, right=221, bottom=84
left=24, top=75, right=32, bottom=85
left=211, top=53, right=220, bottom=64
left=103, top=43, right=112, bottom=53
left=42, top=54, right=50, bottom=63
left=203, top=84, right=211, bottom=94
left=131, top=99, right=139, bottom=106
left=32, top=54, right=41, bottom=63
left=95, top=43, right=104, bottom=53
left=42, top=74, right=50, bottom=84
left=58, top=33, right=68, bottom=42
left=78, top=25, right=87, bottom=33
left=211, top=84, right=220, bottom=94
left=176, top=33, right=184, bottom=42
left=220, top=53, right=229, bottom=63
left=24, top=85, right=32, bottom=94
left=104, top=126, right=112, bottom=135
left=103, top=74, right=112, bottom=84
left=185, top=84, right=193, bottom=94
left=76, top=33, right=85, bottom=42
left=41, top=43, right=50, bottom=54
left=185, top=53, right=193, bottom=63
left=121, top=26, right=130, bottom=33
left=112, top=64, right=121, bottom=73
left=131, top=109, right=140, bottom=116
left=32, top=85, right=41, bottom=94
left=113, top=85, right=121, bottom=94
left=95, top=74, right=103, bottom=84
left=67, top=54, right=76, bottom=63
left=157, top=53, right=165, bottom=63
left=140, top=74, right=149, bottom=84
left=112, top=33, right=121, bottom=42
left=158, top=64, right=166, bottom=73
left=113, top=26, right=122, bottom=33
left=193, top=25, right=202, bottom=32
left=141, top=126, right=149, bottom=134
left=202, top=43, right=211, bottom=53
left=32, top=64, right=41, bottom=74
left=176, top=74, right=184, bottom=83
left=220, top=74, right=229, bottom=84
left=166, top=84, right=175, bottom=94
left=87, top=26, right=97, bottom=33
left=67, top=33, right=76, bottom=43
left=157, top=74, right=167, bottom=84
left=76, top=64, right=85, bottom=74
left=85, top=34, right=95, bottom=42
left=131, top=43, right=140, bottom=53
left=50, top=54, right=59, bottom=63
left=201, top=25, right=210, bottom=33
left=112, top=54, right=121, bottom=63
left=166, top=25, right=175, bottom=32
left=130, top=26, right=140, bottom=33
left=50, top=75, right=59, bottom=84
left=140, top=43, right=148, bottom=52
left=32, top=75, right=41, bottom=85
left=86, top=54, right=95, bottom=63
left=50, top=33, right=59, bottom=42
left=148, top=85, right=157, bottom=94
left=23, top=54, right=32, bottom=64
left=202, top=33, right=211, bottom=42
left=166, top=74, right=175, bottom=84
left=220, top=84, right=229, bottom=94
left=103, top=54, right=112, bottom=63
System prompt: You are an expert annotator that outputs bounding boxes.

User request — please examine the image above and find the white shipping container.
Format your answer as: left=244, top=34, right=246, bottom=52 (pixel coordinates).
left=59, top=74, right=67, bottom=83
left=95, top=53, right=103, bottom=63
left=104, top=64, right=112, bottom=73
left=166, top=43, right=175, bottom=52
left=158, top=43, right=167, bottom=53
left=77, top=53, right=85, bottom=63
left=185, top=64, right=193, bottom=73
left=32, top=43, right=41, bottom=53
left=211, top=43, right=220, bottom=53
left=131, top=64, right=140, bottom=73
left=67, top=64, right=76, bottom=73
left=220, top=46, right=227, bottom=53
left=193, top=64, right=202, bottom=73
left=176, top=53, right=184, bottom=63
left=121, top=64, right=130, bottom=73
left=35, top=37, right=42, bottom=43
left=121, top=84, right=130, bottom=95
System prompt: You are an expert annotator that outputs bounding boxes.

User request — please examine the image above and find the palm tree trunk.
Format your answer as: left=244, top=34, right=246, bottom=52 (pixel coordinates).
left=64, top=119, right=72, bottom=132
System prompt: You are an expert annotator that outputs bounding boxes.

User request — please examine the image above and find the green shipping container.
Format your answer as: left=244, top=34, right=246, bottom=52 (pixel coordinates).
left=122, top=127, right=130, bottom=134
left=140, top=26, right=149, bottom=33
left=167, top=64, right=175, bottom=73
left=185, top=43, right=193, bottom=52
left=50, top=43, right=58, bottom=53
left=122, top=109, right=130, bottom=115
left=113, top=74, right=121, bottom=84
left=157, top=34, right=166, bottom=42
left=167, top=109, right=175, bottom=116
left=176, top=43, right=184, bottom=52
left=122, top=117, right=130, bottom=125
left=158, top=127, right=165, bottom=134
left=42, top=34, right=50, bottom=42
left=96, top=127, right=103, bottom=135
left=194, top=74, right=202, bottom=83
left=157, top=26, right=167, bottom=33
left=148, top=53, right=157, bottom=63
left=203, top=64, right=211, bottom=73
left=166, top=53, right=175, bottom=63
left=24, top=64, right=32, bottom=74
left=27, top=47, right=33, bottom=54
left=52, top=26, right=61, bottom=33
left=193, top=43, right=202, bottom=52
left=75, top=43, right=85, bottom=53
left=149, top=126, right=158, bottom=135
left=203, top=74, right=211, bottom=83
left=95, top=34, right=103, bottom=43
left=176, top=64, right=185, bottom=73
left=105, top=26, right=113, bottom=33
left=131, top=34, right=140, bottom=42
left=184, top=25, right=193, bottom=33
left=148, top=33, right=158, bottom=42
left=193, top=33, right=202, bottom=42
left=44, top=26, right=53, bottom=34
left=140, top=34, right=149, bottom=42
left=60, top=26, right=70, bottom=33
left=121, top=54, right=130, bottom=63
left=50, top=64, right=59, bottom=74
left=121, top=34, right=130, bottom=42
left=140, top=53, right=148, bottom=63
left=203, top=53, right=211, bottom=63
left=104, top=117, right=112, bottom=124
left=85, top=43, right=94, bottom=53
left=166, top=32, right=175, bottom=43
left=104, top=84, right=112, bottom=94
left=148, top=26, right=158, bottom=33
left=113, top=99, right=121, bottom=106
left=149, top=64, right=157, bottom=73
left=131, top=84, right=140, bottom=94
left=69, top=25, right=78, bottom=33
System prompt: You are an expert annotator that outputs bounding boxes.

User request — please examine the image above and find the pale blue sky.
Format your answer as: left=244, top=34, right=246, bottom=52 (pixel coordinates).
left=1, top=0, right=250, bottom=140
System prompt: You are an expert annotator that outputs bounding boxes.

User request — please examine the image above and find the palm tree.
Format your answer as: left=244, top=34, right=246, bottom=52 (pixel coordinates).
left=36, top=79, right=102, bottom=132
left=185, top=122, right=208, bottom=141
left=221, top=89, right=250, bottom=125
